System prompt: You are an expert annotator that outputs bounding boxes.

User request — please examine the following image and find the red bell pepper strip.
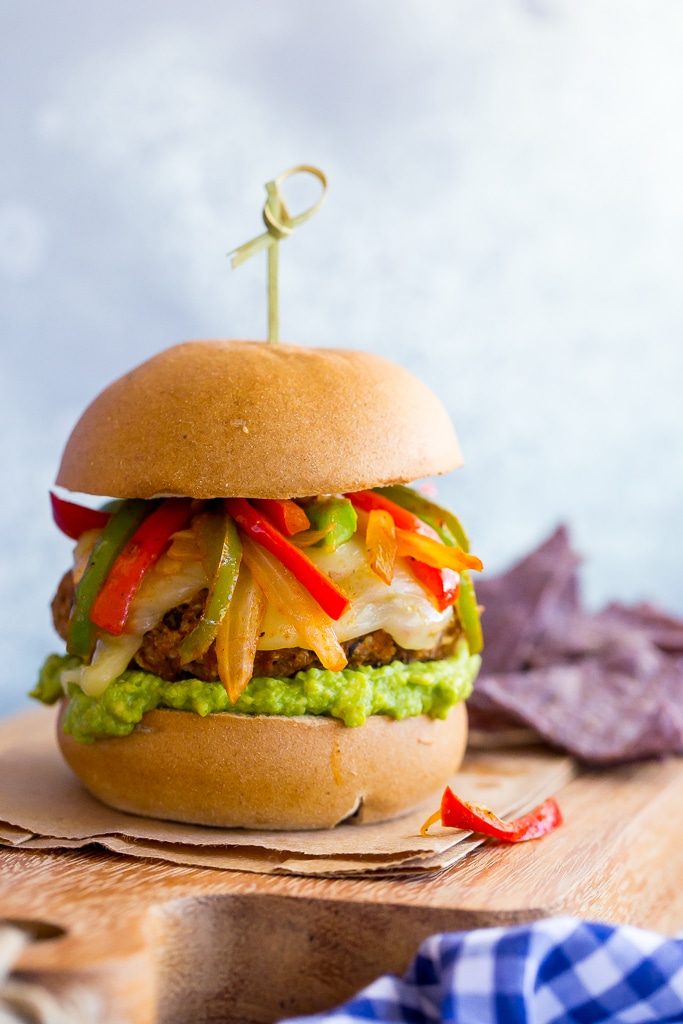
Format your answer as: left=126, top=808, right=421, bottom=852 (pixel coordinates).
left=224, top=498, right=350, bottom=621
left=421, top=787, right=563, bottom=842
left=90, top=499, right=193, bottom=635
left=50, top=492, right=110, bottom=540
left=409, top=561, right=460, bottom=611
left=67, top=500, right=150, bottom=658
left=252, top=498, right=310, bottom=536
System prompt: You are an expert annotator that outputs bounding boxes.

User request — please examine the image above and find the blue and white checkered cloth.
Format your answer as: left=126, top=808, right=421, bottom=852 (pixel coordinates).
left=283, top=917, right=683, bottom=1023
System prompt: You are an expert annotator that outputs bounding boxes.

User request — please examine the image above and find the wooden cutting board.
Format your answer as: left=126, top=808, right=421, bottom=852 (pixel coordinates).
left=1, top=720, right=681, bottom=1024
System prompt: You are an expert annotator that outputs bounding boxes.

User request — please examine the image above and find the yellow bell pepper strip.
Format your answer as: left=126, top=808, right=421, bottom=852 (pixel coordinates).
left=374, top=484, right=469, bottom=551
left=215, top=562, right=267, bottom=702
left=252, top=498, right=310, bottom=536
left=375, top=486, right=484, bottom=655
left=225, top=498, right=350, bottom=621
left=241, top=535, right=347, bottom=671
left=90, top=499, right=194, bottom=636
left=302, top=497, right=357, bottom=552
left=67, top=500, right=150, bottom=659
left=421, top=787, right=563, bottom=843
left=179, top=512, right=242, bottom=664
left=50, top=492, right=111, bottom=540
left=365, top=509, right=397, bottom=584
left=395, top=529, right=482, bottom=573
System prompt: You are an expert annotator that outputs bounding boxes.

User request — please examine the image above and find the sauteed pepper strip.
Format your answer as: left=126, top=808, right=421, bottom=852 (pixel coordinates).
left=90, top=499, right=193, bottom=635
left=252, top=499, right=310, bottom=536
left=421, top=788, right=563, bottom=843
left=376, top=485, right=470, bottom=551
left=365, top=509, right=397, bottom=584
left=179, top=512, right=242, bottom=663
left=395, top=529, right=482, bottom=573
left=457, top=570, right=483, bottom=655
left=225, top=498, right=350, bottom=621
left=409, top=561, right=460, bottom=612
left=346, top=490, right=427, bottom=533
left=302, top=497, right=357, bottom=552
left=67, top=500, right=150, bottom=658
left=375, top=486, right=484, bottom=655
left=50, top=492, right=111, bottom=540
left=347, top=490, right=478, bottom=613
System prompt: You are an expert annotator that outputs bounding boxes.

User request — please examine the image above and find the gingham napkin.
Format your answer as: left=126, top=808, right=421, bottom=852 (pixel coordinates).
left=283, top=917, right=683, bottom=1023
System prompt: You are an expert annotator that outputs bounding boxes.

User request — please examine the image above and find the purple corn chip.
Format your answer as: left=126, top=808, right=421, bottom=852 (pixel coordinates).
left=469, top=525, right=683, bottom=763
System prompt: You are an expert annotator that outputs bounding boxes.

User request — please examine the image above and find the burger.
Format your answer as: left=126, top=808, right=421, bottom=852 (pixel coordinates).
left=32, top=340, right=483, bottom=830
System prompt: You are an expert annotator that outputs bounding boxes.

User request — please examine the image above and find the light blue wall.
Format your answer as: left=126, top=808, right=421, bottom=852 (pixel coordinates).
left=2, top=1, right=682, bottom=713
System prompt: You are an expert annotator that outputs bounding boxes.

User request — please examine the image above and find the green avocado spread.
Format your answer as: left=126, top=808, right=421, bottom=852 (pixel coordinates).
left=31, top=640, right=479, bottom=744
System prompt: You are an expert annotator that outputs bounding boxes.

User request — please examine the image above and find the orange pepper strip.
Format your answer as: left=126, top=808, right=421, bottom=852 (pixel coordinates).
left=365, top=509, right=397, bottom=585
left=396, top=530, right=483, bottom=573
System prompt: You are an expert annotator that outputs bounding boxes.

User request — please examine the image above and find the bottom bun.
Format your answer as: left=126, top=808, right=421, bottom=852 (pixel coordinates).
left=57, top=703, right=468, bottom=830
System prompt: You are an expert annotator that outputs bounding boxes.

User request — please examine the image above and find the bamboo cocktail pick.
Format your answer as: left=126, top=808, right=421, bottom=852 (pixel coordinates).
left=229, top=165, right=328, bottom=343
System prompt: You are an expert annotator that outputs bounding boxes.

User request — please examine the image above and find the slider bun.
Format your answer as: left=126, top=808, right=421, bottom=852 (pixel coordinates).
left=56, top=340, right=462, bottom=499
left=57, top=703, right=468, bottom=830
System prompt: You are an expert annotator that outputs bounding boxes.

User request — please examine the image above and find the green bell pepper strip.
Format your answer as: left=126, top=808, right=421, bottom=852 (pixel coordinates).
left=67, top=500, right=151, bottom=659
left=456, top=570, right=483, bottom=655
left=302, top=497, right=357, bottom=552
left=179, top=513, right=243, bottom=664
left=375, top=485, right=470, bottom=551
left=375, top=485, right=483, bottom=655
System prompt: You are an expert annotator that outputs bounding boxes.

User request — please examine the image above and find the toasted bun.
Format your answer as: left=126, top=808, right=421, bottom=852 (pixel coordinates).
left=55, top=341, right=462, bottom=498
left=57, top=704, right=468, bottom=830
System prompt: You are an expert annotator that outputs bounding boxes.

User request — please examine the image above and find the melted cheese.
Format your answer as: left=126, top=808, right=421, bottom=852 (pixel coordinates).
left=257, top=535, right=452, bottom=651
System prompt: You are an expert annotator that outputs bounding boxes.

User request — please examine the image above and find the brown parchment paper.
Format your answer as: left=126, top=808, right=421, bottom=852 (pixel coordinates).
left=0, top=708, right=576, bottom=877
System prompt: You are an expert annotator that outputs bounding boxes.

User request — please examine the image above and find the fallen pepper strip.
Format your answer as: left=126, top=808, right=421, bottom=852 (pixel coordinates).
left=224, top=498, right=350, bottom=621
left=252, top=498, right=310, bottom=536
left=50, top=492, right=110, bottom=540
left=420, top=786, right=563, bottom=843
left=90, top=498, right=194, bottom=635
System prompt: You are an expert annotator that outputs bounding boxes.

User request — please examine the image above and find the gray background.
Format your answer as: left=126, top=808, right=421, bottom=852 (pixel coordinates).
left=2, top=1, right=682, bottom=714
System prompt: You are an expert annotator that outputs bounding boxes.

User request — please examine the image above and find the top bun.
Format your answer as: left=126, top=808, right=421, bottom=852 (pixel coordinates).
left=56, top=341, right=463, bottom=499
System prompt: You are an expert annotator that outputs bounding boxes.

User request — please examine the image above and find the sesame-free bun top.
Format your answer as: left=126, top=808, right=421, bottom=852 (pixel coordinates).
left=56, top=340, right=463, bottom=499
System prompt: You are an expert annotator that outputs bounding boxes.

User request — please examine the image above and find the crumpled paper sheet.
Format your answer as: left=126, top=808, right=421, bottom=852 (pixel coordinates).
left=470, top=526, right=683, bottom=763
left=0, top=708, right=574, bottom=877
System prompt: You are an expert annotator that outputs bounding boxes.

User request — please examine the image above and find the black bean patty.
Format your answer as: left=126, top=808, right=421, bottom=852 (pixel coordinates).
left=52, top=571, right=459, bottom=683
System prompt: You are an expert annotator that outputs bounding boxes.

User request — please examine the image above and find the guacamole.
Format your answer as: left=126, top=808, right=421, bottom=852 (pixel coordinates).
left=32, top=640, right=479, bottom=744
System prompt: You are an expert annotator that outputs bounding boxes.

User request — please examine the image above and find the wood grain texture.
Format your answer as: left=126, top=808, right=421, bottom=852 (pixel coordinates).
left=1, top=719, right=681, bottom=1023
